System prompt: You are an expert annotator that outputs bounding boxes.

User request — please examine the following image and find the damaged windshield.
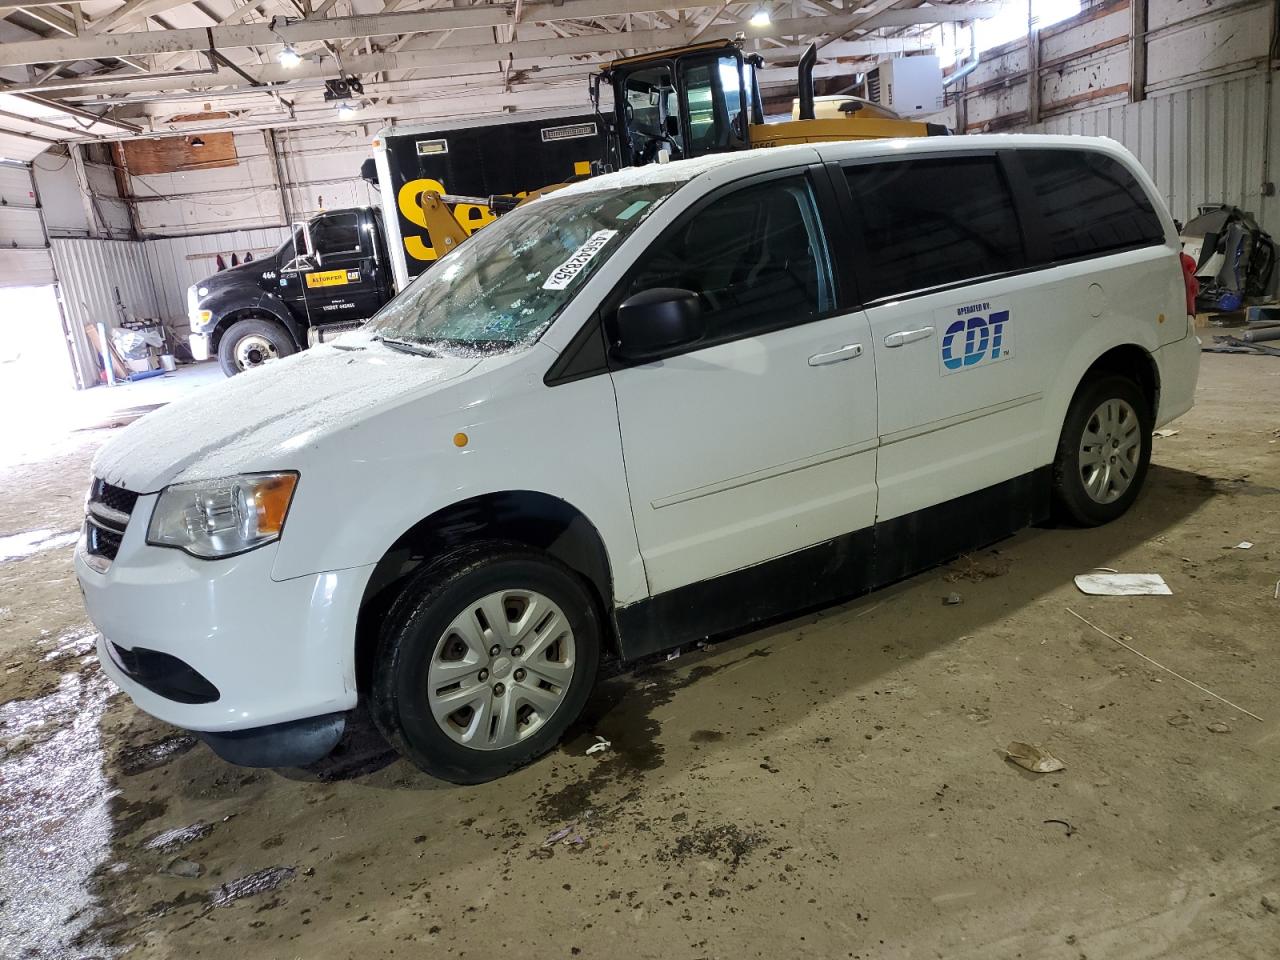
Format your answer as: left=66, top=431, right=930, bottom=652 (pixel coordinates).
left=366, top=182, right=681, bottom=352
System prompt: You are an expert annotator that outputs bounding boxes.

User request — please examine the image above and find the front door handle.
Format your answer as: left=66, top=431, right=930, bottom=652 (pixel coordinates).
left=808, top=343, right=863, bottom=367
left=884, top=326, right=935, bottom=348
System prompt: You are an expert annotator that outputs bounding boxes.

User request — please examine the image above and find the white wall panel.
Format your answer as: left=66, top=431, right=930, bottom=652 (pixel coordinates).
left=0, top=163, right=52, bottom=287
left=141, top=225, right=290, bottom=330
left=130, top=132, right=286, bottom=237
left=1146, top=2, right=1273, bottom=89
left=32, top=154, right=90, bottom=236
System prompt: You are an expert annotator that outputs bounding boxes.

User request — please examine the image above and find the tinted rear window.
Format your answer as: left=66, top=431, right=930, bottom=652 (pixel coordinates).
left=844, top=156, right=1026, bottom=302
left=1018, top=149, right=1164, bottom=261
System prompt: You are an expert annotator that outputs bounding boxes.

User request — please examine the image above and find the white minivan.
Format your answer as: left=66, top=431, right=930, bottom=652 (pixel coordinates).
left=76, top=136, right=1200, bottom=783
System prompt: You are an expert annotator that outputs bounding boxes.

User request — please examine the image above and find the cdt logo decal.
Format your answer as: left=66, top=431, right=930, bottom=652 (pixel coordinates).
left=939, top=301, right=1012, bottom=375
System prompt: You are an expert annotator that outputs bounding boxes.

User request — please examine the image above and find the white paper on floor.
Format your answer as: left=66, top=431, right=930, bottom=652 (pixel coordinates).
left=1074, top=573, right=1172, bottom=596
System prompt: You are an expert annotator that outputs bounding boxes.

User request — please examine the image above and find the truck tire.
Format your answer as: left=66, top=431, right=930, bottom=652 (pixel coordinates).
left=370, top=542, right=601, bottom=784
left=1052, top=374, right=1153, bottom=526
left=217, top=317, right=296, bottom=376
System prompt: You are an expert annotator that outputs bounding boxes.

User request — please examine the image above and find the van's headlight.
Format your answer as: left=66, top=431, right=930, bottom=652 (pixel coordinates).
left=147, top=472, right=298, bottom=559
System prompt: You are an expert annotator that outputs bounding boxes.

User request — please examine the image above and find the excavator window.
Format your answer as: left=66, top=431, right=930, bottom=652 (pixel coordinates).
left=680, top=53, right=747, bottom=157
left=621, top=66, right=683, bottom=165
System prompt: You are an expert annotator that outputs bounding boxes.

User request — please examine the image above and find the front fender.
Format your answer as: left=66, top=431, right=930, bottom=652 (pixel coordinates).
left=201, top=290, right=305, bottom=351
left=267, top=344, right=650, bottom=608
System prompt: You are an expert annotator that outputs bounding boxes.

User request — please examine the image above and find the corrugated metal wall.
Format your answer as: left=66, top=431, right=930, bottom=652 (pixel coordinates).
left=50, top=238, right=160, bottom=388
left=1026, top=70, right=1279, bottom=234
left=141, top=225, right=291, bottom=330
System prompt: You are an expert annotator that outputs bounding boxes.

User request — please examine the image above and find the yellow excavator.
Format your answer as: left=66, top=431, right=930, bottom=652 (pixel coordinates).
left=417, top=38, right=946, bottom=255
left=592, top=38, right=948, bottom=167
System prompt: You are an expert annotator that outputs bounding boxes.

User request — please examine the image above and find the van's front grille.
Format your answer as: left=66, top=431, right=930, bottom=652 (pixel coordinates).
left=84, top=478, right=138, bottom=568
left=93, top=479, right=140, bottom=515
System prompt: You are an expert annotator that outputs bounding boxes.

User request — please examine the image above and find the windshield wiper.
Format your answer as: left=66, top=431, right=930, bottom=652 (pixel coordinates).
left=374, top=335, right=441, bottom=358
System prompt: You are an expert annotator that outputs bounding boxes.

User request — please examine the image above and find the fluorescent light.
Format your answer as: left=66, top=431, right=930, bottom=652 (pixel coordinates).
left=277, top=45, right=301, bottom=68
left=748, top=9, right=771, bottom=27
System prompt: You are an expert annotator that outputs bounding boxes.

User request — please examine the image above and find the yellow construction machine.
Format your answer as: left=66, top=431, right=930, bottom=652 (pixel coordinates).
left=415, top=38, right=947, bottom=260
left=591, top=38, right=948, bottom=167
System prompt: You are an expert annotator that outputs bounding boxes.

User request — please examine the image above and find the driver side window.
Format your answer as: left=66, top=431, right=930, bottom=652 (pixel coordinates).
left=311, top=213, right=361, bottom=256
left=625, top=175, right=834, bottom=343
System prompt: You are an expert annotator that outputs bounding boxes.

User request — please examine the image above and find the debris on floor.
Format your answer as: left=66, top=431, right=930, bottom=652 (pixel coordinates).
left=159, top=857, right=203, bottom=879
left=1042, top=818, right=1075, bottom=837
left=1232, top=541, right=1253, bottom=549
left=1153, top=428, right=1180, bottom=438
left=208, top=865, right=296, bottom=908
left=585, top=736, right=611, bottom=756
left=1206, top=721, right=1232, bottom=734
left=1067, top=609, right=1265, bottom=722
left=1004, top=741, right=1066, bottom=773
left=1073, top=572, right=1172, bottom=596
left=144, top=821, right=214, bottom=853
left=943, top=592, right=963, bottom=605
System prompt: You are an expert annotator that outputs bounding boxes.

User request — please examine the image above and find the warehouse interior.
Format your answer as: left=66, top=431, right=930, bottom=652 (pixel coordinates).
left=2, top=0, right=1280, bottom=957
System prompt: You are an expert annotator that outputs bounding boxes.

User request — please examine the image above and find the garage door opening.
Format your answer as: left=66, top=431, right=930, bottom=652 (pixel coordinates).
left=0, top=285, right=75, bottom=404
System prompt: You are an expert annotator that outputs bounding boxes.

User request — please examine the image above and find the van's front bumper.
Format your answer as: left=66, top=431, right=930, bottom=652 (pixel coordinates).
left=76, top=510, right=374, bottom=765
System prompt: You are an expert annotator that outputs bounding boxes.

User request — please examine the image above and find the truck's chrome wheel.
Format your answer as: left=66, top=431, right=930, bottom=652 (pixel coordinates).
left=234, top=335, right=280, bottom=370
left=427, top=589, right=576, bottom=751
left=1078, top=398, right=1141, bottom=504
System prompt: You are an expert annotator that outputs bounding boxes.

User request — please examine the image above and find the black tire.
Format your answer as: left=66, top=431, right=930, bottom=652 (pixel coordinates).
left=1052, top=374, right=1153, bottom=526
left=216, top=317, right=296, bottom=377
left=370, top=543, right=602, bottom=784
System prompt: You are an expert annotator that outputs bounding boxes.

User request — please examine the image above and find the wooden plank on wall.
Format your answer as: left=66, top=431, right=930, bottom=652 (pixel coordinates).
left=121, top=132, right=238, bottom=176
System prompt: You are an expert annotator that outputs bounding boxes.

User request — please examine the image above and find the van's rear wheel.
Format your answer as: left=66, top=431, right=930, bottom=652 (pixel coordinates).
left=217, top=318, right=296, bottom=376
left=371, top=544, right=601, bottom=784
left=1052, top=375, right=1153, bottom=525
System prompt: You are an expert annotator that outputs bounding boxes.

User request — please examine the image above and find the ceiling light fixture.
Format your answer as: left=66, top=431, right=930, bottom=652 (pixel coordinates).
left=277, top=44, right=302, bottom=68
left=336, top=100, right=362, bottom=120
left=748, top=9, right=771, bottom=27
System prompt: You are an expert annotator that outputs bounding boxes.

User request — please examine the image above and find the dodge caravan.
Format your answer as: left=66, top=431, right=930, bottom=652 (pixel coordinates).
left=76, top=136, right=1200, bottom=783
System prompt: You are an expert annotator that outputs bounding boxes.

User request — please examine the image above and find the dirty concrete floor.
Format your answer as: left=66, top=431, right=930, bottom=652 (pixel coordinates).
left=2, top=353, right=1278, bottom=960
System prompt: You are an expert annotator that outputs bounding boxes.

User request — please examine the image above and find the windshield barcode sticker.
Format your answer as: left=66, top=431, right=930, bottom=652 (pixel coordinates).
left=542, top=230, right=618, bottom=291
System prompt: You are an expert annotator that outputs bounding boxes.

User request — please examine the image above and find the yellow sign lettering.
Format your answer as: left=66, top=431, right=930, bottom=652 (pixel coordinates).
left=305, top=269, right=350, bottom=288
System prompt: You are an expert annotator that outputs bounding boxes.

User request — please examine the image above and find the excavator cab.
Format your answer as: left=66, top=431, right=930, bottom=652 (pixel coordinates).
left=593, top=41, right=765, bottom=169
left=591, top=38, right=946, bottom=171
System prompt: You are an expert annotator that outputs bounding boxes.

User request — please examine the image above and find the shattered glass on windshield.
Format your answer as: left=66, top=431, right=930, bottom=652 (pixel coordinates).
left=366, top=182, right=680, bottom=355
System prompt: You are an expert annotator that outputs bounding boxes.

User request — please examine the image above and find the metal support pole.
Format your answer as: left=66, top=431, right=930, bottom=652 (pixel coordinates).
left=69, top=142, right=102, bottom=238
left=1130, top=0, right=1147, bottom=103
left=264, top=128, right=294, bottom=225
left=1025, top=0, right=1040, bottom=127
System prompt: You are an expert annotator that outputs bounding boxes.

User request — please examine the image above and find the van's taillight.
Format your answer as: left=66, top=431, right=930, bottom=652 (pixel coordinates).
left=1179, top=252, right=1199, bottom=316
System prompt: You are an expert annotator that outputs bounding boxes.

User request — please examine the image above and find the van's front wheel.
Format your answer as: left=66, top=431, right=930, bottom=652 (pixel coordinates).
left=1052, top=375, right=1153, bottom=525
left=217, top=317, right=296, bottom=376
left=371, top=544, right=601, bottom=784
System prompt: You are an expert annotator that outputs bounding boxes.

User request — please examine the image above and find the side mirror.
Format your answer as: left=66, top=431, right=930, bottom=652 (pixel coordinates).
left=613, top=288, right=704, bottom=362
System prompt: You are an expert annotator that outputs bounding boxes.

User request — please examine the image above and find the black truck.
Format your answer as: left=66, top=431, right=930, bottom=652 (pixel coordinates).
left=188, top=110, right=605, bottom=376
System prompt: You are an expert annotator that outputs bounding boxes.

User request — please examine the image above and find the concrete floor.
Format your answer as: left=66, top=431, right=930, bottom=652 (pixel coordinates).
left=1, top=353, right=1278, bottom=959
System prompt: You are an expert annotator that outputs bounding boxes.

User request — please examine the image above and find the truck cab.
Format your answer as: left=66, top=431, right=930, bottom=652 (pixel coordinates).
left=188, top=206, right=394, bottom=376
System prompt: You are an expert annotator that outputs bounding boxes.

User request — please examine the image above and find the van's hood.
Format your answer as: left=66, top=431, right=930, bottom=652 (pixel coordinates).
left=92, top=340, right=480, bottom=492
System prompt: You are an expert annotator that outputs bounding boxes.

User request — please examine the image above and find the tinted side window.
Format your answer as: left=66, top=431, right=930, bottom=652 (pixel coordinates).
left=312, top=213, right=361, bottom=255
left=1018, top=149, right=1164, bottom=261
left=843, top=156, right=1025, bottom=302
left=625, top=176, right=833, bottom=341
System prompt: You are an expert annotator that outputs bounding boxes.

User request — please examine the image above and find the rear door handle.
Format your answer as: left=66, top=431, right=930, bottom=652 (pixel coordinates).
left=883, top=326, right=935, bottom=348
left=808, top=343, right=863, bottom=366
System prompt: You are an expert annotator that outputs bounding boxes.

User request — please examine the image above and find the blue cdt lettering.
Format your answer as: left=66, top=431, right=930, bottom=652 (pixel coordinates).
left=941, top=308, right=1010, bottom=371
